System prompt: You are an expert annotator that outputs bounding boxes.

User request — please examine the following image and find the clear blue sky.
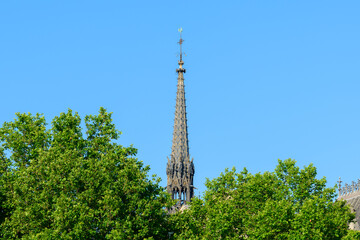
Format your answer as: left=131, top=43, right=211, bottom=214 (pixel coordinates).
left=1, top=1, right=360, bottom=195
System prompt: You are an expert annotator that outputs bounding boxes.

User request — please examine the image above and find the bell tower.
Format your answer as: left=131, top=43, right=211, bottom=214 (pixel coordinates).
left=166, top=28, right=195, bottom=208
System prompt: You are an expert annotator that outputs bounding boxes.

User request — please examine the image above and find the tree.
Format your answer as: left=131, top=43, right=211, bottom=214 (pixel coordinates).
left=170, top=159, right=355, bottom=239
left=0, top=146, right=10, bottom=226
left=0, top=108, right=171, bottom=239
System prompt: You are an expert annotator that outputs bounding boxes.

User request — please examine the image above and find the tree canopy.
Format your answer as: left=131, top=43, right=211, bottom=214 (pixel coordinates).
left=170, top=159, right=358, bottom=239
left=0, top=109, right=358, bottom=239
left=0, top=108, right=170, bottom=239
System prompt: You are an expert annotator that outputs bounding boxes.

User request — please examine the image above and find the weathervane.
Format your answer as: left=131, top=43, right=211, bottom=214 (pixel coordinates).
left=178, top=28, right=184, bottom=62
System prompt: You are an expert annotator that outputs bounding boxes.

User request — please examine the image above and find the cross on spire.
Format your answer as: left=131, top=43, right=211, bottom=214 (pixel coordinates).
left=178, top=28, right=184, bottom=63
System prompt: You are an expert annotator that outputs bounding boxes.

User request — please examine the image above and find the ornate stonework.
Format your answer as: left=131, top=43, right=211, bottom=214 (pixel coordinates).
left=338, top=178, right=360, bottom=230
left=166, top=29, right=195, bottom=209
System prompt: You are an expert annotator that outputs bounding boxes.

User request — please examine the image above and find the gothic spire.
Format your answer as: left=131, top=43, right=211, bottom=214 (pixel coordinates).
left=166, top=29, right=195, bottom=208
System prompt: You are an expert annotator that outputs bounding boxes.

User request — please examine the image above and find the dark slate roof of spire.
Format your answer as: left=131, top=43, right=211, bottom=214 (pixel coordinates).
left=171, top=63, right=189, bottom=163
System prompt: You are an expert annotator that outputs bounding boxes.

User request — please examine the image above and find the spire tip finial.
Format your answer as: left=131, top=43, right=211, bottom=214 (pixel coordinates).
left=178, top=28, right=184, bottom=63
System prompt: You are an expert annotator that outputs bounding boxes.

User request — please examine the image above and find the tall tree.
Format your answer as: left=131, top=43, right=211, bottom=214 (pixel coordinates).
left=0, top=108, right=171, bottom=239
left=170, top=159, right=356, bottom=239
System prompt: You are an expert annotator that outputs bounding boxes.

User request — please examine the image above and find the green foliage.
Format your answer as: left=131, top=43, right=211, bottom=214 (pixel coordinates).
left=0, top=112, right=50, bottom=168
left=0, top=109, right=357, bottom=239
left=0, top=108, right=171, bottom=239
left=171, top=159, right=356, bottom=240
left=342, top=230, right=360, bottom=239
left=0, top=146, right=11, bottom=225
